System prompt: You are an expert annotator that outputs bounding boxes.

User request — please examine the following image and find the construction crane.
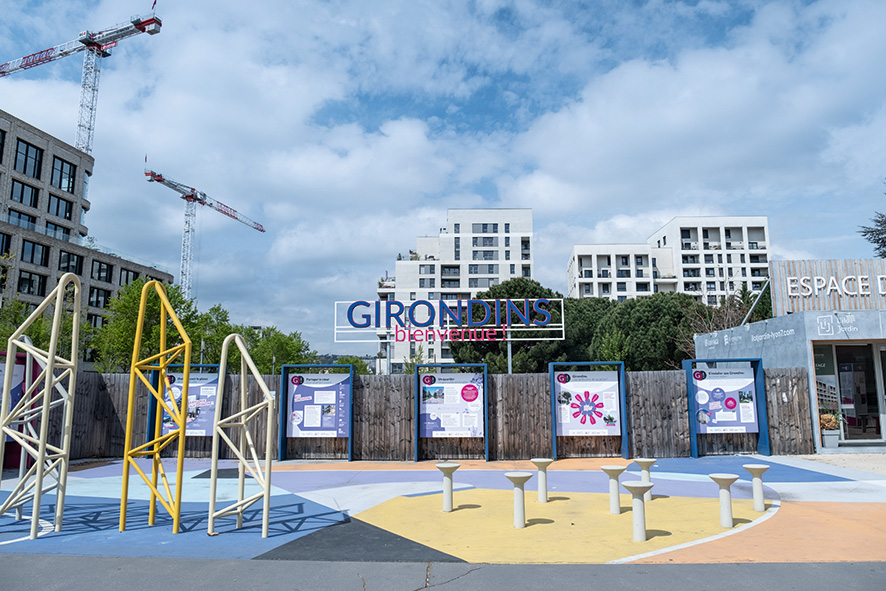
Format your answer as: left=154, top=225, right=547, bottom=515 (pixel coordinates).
left=0, top=13, right=162, bottom=153
left=145, top=169, right=266, bottom=300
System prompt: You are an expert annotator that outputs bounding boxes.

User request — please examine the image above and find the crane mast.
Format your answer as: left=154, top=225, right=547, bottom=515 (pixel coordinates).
left=0, top=13, right=162, bottom=153
left=145, top=169, right=265, bottom=300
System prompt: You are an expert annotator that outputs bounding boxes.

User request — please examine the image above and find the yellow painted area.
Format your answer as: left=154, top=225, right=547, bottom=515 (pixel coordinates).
left=633, top=501, right=886, bottom=563
left=356, top=488, right=766, bottom=564
left=272, top=458, right=632, bottom=472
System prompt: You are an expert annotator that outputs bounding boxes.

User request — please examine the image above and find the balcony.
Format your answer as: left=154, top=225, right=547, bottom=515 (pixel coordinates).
left=378, top=278, right=396, bottom=289
left=682, top=242, right=698, bottom=250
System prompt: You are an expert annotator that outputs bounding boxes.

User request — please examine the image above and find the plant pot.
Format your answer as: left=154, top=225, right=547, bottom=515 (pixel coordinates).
left=821, top=429, right=841, bottom=449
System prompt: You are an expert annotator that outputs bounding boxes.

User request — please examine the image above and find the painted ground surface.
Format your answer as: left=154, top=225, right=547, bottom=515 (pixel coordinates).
left=1, top=455, right=884, bottom=564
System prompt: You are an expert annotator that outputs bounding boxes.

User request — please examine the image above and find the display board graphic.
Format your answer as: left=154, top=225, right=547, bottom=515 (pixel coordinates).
left=286, top=373, right=351, bottom=438
left=419, top=372, right=484, bottom=438
left=162, top=373, right=219, bottom=436
left=691, top=367, right=758, bottom=434
left=1, top=364, right=25, bottom=442
left=553, top=371, right=621, bottom=436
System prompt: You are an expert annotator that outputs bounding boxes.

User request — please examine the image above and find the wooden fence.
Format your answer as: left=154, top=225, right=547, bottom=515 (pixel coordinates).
left=37, top=367, right=813, bottom=463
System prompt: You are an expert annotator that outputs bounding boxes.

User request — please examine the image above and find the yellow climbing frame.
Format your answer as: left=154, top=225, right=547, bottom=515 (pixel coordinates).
left=119, top=280, right=192, bottom=534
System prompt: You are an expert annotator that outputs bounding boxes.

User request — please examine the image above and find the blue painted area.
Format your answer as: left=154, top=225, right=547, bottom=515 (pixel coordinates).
left=0, top=492, right=346, bottom=559
left=626, top=457, right=850, bottom=483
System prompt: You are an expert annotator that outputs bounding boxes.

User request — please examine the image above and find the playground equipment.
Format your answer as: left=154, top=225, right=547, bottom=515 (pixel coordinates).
left=0, top=273, right=81, bottom=539
left=208, top=334, right=276, bottom=538
left=120, top=280, right=192, bottom=534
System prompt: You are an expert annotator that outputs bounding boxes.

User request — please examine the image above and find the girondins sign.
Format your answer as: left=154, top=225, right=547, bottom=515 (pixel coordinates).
left=334, top=298, right=564, bottom=343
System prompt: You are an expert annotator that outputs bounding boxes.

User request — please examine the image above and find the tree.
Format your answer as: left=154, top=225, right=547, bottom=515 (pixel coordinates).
left=234, top=325, right=316, bottom=375
left=860, top=210, right=886, bottom=257
left=562, top=296, right=617, bottom=361
left=448, top=278, right=567, bottom=373
left=332, top=355, right=371, bottom=375
left=590, top=292, right=702, bottom=370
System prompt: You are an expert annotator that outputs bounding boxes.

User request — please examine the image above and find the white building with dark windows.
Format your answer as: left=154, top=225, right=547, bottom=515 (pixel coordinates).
left=0, top=108, right=172, bottom=335
left=567, top=216, right=770, bottom=305
left=376, top=208, right=533, bottom=373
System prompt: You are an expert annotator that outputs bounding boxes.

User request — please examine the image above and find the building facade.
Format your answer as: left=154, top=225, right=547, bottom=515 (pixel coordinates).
left=0, top=108, right=172, bottom=333
left=568, top=216, right=770, bottom=304
left=376, top=208, right=533, bottom=373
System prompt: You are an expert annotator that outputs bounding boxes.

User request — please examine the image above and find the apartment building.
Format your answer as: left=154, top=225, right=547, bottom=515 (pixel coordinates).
left=0, top=108, right=172, bottom=333
left=568, top=216, right=770, bottom=305
left=376, top=209, right=533, bottom=373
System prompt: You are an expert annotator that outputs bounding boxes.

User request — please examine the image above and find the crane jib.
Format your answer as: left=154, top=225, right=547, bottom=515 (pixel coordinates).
left=1, top=47, right=55, bottom=73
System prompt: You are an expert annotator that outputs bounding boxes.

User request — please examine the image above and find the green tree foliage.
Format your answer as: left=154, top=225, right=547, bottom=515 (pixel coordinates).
left=334, top=355, right=371, bottom=375
left=91, top=278, right=315, bottom=373
left=562, top=296, right=617, bottom=361
left=449, top=278, right=567, bottom=373
left=859, top=210, right=886, bottom=258
left=590, top=292, right=702, bottom=370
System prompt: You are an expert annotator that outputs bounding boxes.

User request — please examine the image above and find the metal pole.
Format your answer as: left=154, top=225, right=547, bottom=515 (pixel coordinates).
left=507, top=327, right=512, bottom=374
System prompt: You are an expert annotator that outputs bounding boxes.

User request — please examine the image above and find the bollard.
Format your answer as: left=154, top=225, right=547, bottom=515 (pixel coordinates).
left=530, top=458, right=554, bottom=503
left=505, top=472, right=533, bottom=528
left=436, top=462, right=460, bottom=512
left=601, top=465, right=627, bottom=515
left=634, top=458, right=656, bottom=501
left=622, top=481, right=654, bottom=542
left=742, top=464, right=770, bottom=512
left=709, top=473, right=740, bottom=528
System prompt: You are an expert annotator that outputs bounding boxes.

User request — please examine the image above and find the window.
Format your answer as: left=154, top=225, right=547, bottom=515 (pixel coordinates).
left=510, top=264, right=515, bottom=274
left=680, top=229, right=691, bottom=239
left=0, top=233, right=10, bottom=256
left=652, top=257, right=656, bottom=267
left=11, top=180, right=39, bottom=208
left=706, top=282, right=716, bottom=291
left=618, top=296, right=627, bottom=302
left=486, top=264, right=497, bottom=274
left=91, top=260, right=113, bottom=282
left=51, top=157, right=76, bottom=193
left=468, top=265, right=479, bottom=274
left=409, top=292, right=416, bottom=301
left=59, top=251, right=84, bottom=275
left=0, top=129, right=5, bottom=163
left=635, top=256, right=644, bottom=266
left=636, top=269, right=644, bottom=278
left=505, top=251, right=510, bottom=260
left=48, top=195, right=73, bottom=220
left=44, top=222, right=70, bottom=241
left=637, top=282, right=650, bottom=292
left=14, top=140, right=43, bottom=179
left=18, top=271, right=47, bottom=296
left=705, top=268, right=715, bottom=277
left=419, top=264, right=435, bottom=274
left=620, top=256, right=628, bottom=266
left=87, top=313, right=106, bottom=329
left=21, top=240, right=49, bottom=266
left=419, top=278, right=435, bottom=288
left=704, top=254, right=714, bottom=264
left=617, top=282, right=627, bottom=292
left=8, top=209, right=36, bottom=230
left=471, top=223, right=498, bottom=233
left=601, top=284, right=611, bottom=294
left=469, top=278, right=478, bottom=288
left=617, top=269, right=631, bottom=278
left=504, top=237, right=510, bottom=247
left=662, top=236, right=666, bottom=246
left=88, top=287, right=112, bottom=308
left=702, top=229, right=709, bottom=239
left=726, top=254, right=732, bottom=263
left=120, top=268, right=139, bottom=285
left=707, top=295, right=717, bottom=305
left=725, top=229, right=732, bottom=239
left=453, top=223, right=460, bottom=233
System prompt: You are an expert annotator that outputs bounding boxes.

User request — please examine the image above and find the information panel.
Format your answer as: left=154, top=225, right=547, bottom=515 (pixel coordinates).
left=162, top=373, right=220, bottom=436
left=419, top=372, right=484, bottom=438
left=691, top=367, right=758, bottom=434
left=553, top=371, right=621, bottom=436
left=286, top=373, right=351, bottom=438
left=1, top=364, right=25, bottom=442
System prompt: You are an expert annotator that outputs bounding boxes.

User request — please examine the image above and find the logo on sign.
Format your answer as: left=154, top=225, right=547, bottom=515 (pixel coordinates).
left=461, top=384, right=479, bottom=402
left=422, top=375, right=436, bottom=385
left=291, top=375, right=304, bottom=385
left=556, top=373, right=570, bottom=384
left=693, top=370, right=706, bottom=381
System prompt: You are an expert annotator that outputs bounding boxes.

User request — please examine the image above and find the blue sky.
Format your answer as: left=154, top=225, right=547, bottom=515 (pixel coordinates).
left=1, top=0, right=885, bottom=356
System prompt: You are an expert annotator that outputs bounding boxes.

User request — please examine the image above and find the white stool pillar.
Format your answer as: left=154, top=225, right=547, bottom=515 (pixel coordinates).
left=634, top=458, right=656, bottom=501
left=622, top=481, right=654, bottom=542
left=530, top=458, right=553, bottom=503
left=601, top=465, right=627, bottom=515
left=742, top=464, right=770, bottom=512
left=709, top=473, right=739, bottom=528
left=436, top=462, right=460, bottom=513
left=505, top=472, right=533, bottom=528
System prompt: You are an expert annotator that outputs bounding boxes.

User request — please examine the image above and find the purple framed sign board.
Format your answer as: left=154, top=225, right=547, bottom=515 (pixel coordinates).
left=419, top=372, right=484, bottom=438
left=161, top=373, right=220, bottom=436
left=1, top=365, right=25, bottom=442
left=286, top=373, right=351, bottom=438
left=553, top=371, right=621, bottom=436
left=691, top=367, right=759, bottom=434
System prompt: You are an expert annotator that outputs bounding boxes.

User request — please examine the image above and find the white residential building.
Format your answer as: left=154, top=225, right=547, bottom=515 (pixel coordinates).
left=377, top=209, right=533, bottom=373
left=567, top=216, right=770, bottom=305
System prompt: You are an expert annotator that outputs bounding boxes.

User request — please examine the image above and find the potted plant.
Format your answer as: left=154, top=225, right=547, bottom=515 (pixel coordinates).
left=819, top=406, right=844, bottom=449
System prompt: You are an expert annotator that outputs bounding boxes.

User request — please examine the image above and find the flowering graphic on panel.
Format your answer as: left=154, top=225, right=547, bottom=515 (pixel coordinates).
left=572, top=391, right=604, bottom=425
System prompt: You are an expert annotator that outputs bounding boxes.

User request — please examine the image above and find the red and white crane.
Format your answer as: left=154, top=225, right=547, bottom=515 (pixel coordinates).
left=145, top=169, right=266, bottom=300
left=0, top=13, right=162, bottom=153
